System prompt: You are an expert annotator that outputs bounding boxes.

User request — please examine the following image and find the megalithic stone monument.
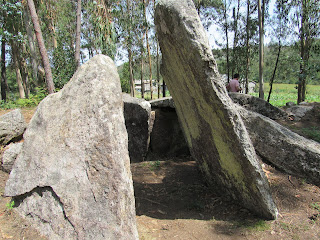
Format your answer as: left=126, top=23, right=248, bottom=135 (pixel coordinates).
left=155, top=0, right=278, bottom=219
left=5, top=55, right=139, bottom=239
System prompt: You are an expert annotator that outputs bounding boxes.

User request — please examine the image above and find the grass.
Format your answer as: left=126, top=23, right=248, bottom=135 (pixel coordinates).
left=6, top=200, right=15, bottom=210
left=251, top=83, right=320, bottom=107
left=237, top=219, right=271, bottom=232
left=149, top=160, right=161, bottom=171
left=301, top=127, right=320, bottom=143
left=311, top=202, right=320, bottom=212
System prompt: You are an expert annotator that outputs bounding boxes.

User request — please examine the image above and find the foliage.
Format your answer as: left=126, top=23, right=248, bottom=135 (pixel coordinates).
left=52, top=43, right=77, bottom=89
left=6, top=200, right=15, bottom=210
left=149, top=160, right=161, bottom=171
left=311, top=202, right=320, bottom=212
left=118, top=62, right=131, bottom=93
left=0, top=87, right=47, bottom=109
left=0, top=1, right=24, bottom=42
left=83, top=0, right=117, bottom=59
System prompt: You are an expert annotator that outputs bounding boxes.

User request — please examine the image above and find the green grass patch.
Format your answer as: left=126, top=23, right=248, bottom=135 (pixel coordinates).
left=242, top=220, right=270, bottom=232
left=301, top=127, right=320, bottom=143
left=149, top=160, right=161, bottom=171
left=251, top=84, right=320, bottom=107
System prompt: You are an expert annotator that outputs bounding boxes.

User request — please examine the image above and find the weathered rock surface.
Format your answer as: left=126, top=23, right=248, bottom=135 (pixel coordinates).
left=284, top=104, right=314, bottom=121
left=5, top=55, right=139, bottom=240
left=237, top=106, right=320, bottom=186
left=123, top=93, right=151, bottom=162
left=229, top=92, right=288, bottom=120
left=149, top=97, right=175, bottom=108
left=1, top=142, right=23, bottom=173
left=0, top=109, right=27, bottom=145
left=155, top=0, right=278, bottom=219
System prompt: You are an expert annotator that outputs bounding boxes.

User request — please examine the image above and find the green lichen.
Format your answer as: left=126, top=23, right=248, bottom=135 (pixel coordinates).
left=162, top=38, right=255, bottom=198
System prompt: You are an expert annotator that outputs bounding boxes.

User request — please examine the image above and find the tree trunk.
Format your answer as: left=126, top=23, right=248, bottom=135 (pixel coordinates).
left=19, top=43, right=30, bottom=98
left=258, top=0, right=264, bottom=100
left=140, top=58, right=144, bottom=99
left=140, top=30, right=145, bottom=99
left=157, top=40, right=160, bottom=99
left=267, top=43, right=281, bottom=102
left=146, top=27, right=153, bottom=100
left=75, top=0, right=82, bottom=67
left=224, top=0, right=230, bottom=82
left=298, top=0, right=309, bottom=104
left=1, top=39, right=7, bottom=101
left=128, top=48, right=135, bottom=97
left=27, top=0, right=55, bottom=94
left=143, top=0, right=152, bottom=99
left=11, top=40, right=26, bottom=99
left=245, top=0, right=250, bottom=94
left=23, top=4, right=39, bottom=86
left=126, top=0, right=135, bottom=97
left=232, top=0, right=240, bottom=75
left=46, top=1, right=57, bottom=49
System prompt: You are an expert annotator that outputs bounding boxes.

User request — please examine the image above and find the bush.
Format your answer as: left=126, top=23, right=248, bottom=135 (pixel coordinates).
left=0, top=87, right=47, bottom=109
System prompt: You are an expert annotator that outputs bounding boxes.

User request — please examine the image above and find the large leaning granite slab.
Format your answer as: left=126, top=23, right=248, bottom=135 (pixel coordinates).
left=0, top=109, right=26, bottom=145
left=237, top=106, right=320, bottom=186
left=123, top=93, right=151, bottom=162
left=155, top=0, right=278, bottom=219
left=5, top=55, right=139, bottom=240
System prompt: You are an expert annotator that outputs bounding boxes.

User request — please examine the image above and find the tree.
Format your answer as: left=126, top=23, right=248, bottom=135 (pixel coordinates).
left=10, top=39, right=25, bottom=98
left=143, top=0, right=153, bottom=99
left=267, top=0, right=290, bottom=102
left=291, top=0, right=320, bottom=103
left=258, top=0, right=265, bottom=99
left=244, top=0, right=251, bottom=93
left=22, top=2, right=39, bottom=87
left=231, top=0, right=240, bottom=76
left=75, top=0, right=82, bottom=67
left=0, top=37, right=6, bottom=101
left=27, top=0, right=55, bottom=94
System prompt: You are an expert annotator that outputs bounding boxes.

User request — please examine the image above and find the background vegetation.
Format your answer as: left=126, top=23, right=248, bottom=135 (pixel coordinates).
left=0, top=0, right=319, bottom=108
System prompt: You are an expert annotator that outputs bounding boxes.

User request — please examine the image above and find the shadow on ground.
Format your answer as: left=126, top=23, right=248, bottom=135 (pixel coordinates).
left=132, top=158, right=258, bottom=222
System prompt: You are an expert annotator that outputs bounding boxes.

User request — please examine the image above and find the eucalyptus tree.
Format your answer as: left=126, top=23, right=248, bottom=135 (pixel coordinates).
left=267, top=0, right=290, bottom=102
left=1, top=0, right=29, bottom=98
left=290, top=0, right=320, bottom=103
left=258, top=0, right=264, bottom=99
left=22, top=0, right=39, bottom=87
left=231, top=0, right=241, bottom=76
left=113, top=0, right=144, bottom=97
left=27, top=0, right=55, bottom=94
left=75, top=0, right=82, bottom=67
left=143, top=0, right=153, bottom=99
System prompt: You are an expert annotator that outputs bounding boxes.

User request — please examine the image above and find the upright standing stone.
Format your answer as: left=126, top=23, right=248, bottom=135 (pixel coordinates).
left=123, top=94, right=151, bottom=162
left=155, top=0, right=278, bottom=219
left=5, top=55, right=139, bottom=239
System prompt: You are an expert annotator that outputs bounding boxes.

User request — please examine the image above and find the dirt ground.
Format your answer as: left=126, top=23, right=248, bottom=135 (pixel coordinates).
left=0, top=105, right=320, bottom=240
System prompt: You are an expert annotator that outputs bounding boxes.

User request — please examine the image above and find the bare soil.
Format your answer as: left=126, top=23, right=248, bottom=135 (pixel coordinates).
left=0, top=106, right=320, bottom=240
